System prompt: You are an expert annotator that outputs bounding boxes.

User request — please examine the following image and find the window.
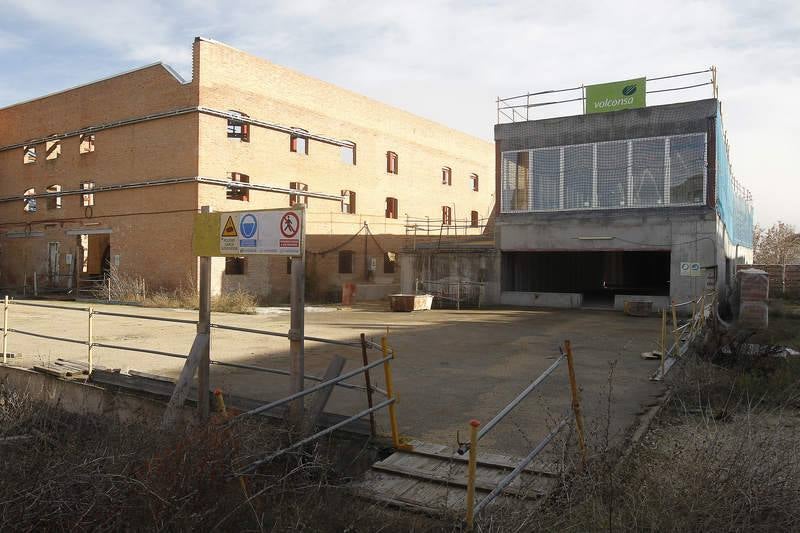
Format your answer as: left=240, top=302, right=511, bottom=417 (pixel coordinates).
left=227, top=110, right=250, bottom=142
left=532, top=148, right=560, bottom=210
left=470, top=173, right=479, bottom=192
left=23, top=145, right=37, bottom=164
left=385, top=197, right=398, bottom=219
left=81, top=182, right=95, bottom=207
left=442, top=167, right=452, bottom=185
left=23, top=188, right=36, bottom=213
left=597, top=141, right=628, bottom=208
left=227, top=172, right=250, bottom=201
left=46, top=185, right=62, bottom=210
left=338, top=250, right=354, bottom=274
left=386, top=151, right=398, bottom=174
left=289, top=182, right=309, bottom=206
left=442, top=205, right=452, bottom=225
left=340, top=143, right=356, bottom=165
left=225, top=257, right=247, bottom=275
left=80, top=134, right=95, bottom=154
left=45, top=138, right=61, bottom=160
left=290, top=129, right=308, bottom=155
left=383, top=252, right=396, bottom=274
left=470, top=210, right=479, bottom=227
left=564, top=145, right=593, bottom=209
left=341, top=190, right=356, bottom=214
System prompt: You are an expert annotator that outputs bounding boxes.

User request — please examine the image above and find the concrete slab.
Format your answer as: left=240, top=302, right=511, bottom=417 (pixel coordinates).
left=4, top=300, right=664, bottom=456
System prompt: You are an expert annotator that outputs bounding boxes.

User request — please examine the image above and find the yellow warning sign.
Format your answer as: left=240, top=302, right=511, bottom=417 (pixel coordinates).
left=221, top=216, right=238, bottom=237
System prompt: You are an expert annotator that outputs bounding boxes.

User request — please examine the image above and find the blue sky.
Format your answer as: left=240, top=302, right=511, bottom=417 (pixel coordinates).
left=0, top=0, right=797, bottom=227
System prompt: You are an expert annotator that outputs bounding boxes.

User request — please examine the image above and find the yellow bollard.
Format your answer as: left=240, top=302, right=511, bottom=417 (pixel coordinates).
left=214, top=388, right=227, bottom=415
left=660, top=309, right=667, bottom=376
left=381, top=336, right=402, bottom=450
left=565, top=340, right=587, bottom=464
left=671, top=300, right=680, bottom=356
left=87, top=306, right=94, bottom=374
left=2, top=295, right=8, bottom=364
left=465, top=419, right=480, bottom=531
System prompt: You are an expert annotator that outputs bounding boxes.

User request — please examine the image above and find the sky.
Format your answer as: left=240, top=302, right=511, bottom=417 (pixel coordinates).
left=0, top=0, right=797, bottom=228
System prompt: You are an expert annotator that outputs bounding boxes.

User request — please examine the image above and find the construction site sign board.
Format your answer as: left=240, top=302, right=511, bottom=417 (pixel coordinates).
left=193, top=207, right=305, bottom=257
left=585, top=77, right=646, bottom=114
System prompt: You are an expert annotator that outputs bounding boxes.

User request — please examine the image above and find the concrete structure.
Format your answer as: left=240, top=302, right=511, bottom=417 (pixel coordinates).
left=493, top=96, right=754, bottom=310
left=0, top=38, right=494, bottom=303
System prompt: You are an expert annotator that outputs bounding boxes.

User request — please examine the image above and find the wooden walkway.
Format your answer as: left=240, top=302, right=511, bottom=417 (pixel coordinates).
left=350, top=439, right=560, bottom=516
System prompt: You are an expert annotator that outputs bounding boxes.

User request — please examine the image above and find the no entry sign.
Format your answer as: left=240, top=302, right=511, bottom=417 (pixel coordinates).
left=193, top=207, right=305, bottom=256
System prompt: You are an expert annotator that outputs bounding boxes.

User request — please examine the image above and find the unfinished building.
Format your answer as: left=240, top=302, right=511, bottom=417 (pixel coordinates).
left=0, top=38, right=494, bottom=303
left=493, top=73, right=754, bottom=309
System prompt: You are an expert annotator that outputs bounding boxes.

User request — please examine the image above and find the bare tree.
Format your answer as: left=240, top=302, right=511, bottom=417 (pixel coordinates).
left=753, top=221, right=800, bottom=264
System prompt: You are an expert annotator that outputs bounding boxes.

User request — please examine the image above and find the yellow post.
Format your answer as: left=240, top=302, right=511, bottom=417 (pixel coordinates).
left=660, top=309, right=667, bottom=376
left=564, top=340, right=587, bottom=463
left=2, top=295, right=8, bottom=364
left=671, top=300, right=680, bottom=355
left=690, top=300, right=697, bottom=336
left=87, top=306, right=94, bottom=374
left=381, top=335, right=401, bottom=449
left=465, top=419, right=480, bottom=531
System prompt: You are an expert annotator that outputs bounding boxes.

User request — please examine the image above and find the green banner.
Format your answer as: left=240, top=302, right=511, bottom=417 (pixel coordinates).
left=585, top=77, right=646, bottom=114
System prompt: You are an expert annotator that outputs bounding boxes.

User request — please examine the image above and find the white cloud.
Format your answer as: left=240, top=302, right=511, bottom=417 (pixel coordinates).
left=0, top=0, right=797, bottom=226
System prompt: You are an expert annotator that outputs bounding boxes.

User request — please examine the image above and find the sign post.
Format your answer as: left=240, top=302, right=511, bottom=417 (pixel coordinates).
left=197, top=206, right=212, bottom=421
left=193, top=205, right=306, bottom=424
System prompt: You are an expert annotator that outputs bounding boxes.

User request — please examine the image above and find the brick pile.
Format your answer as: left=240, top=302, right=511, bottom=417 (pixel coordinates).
left=737, top=268, right=769, bottom=330
left=736, top=264, right=784, bottom=298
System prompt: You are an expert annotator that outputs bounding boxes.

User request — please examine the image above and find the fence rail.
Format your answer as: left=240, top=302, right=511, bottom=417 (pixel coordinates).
left=463, top=341, right=585, bottom=528
left=0, top=296, right=400, bottom=446
left=652, top=290, right=716, bottom=381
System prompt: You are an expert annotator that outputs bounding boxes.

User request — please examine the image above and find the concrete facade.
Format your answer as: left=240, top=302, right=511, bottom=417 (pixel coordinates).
left=493, top=99, right=753, bottom=310
left=0, top=38, right=494, bottom=303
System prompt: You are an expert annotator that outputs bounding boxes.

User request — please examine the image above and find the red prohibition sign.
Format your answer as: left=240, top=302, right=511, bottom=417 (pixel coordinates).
left=280, top=212, right=300, bottom=238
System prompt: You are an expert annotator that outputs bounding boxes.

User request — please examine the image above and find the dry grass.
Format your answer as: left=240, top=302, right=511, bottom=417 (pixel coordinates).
left=97, top=267, right=257, bottom=314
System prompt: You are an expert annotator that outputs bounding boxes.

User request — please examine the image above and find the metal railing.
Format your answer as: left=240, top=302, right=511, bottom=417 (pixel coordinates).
left=0, top=296, right=402, bottom=446
left=652, top=290, right=717, bottom=380
left=497, top=67, right=717, bottom=124
left=462, top=341, right=586, bottom=528
left=417, top=279, right=484, bottom=309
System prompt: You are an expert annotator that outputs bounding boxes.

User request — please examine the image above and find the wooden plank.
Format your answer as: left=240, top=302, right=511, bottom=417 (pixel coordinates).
left=302, top=355, right=346, bottom=435
left=162, top=333, right=208, bottom=428
left=33, top=365, right=68, bottom=378
left=389, top=446, right=559, bottom=477
left=371, top=462, right=543, bottom=498
left=128, top=369, right=176, bottom=383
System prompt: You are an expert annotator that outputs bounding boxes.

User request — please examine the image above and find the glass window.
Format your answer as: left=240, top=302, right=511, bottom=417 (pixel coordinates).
left=532, top=148, right=560, bottom=210
left=631, top=138, right=665, bottom=207
left=563, top=145, right=593, bottom=209
left=502, top=151, right=530, bottom=212
left=597, top=141, right=628, bottom=208
left=669, top=134, right=705, bottom=205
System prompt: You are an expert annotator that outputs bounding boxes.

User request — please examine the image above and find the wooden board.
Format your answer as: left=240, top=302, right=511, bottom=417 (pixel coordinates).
left=350, top=440, right=559, bottom=516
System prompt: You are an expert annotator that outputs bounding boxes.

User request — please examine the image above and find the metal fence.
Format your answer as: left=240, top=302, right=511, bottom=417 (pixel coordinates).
left=651, top=290, right=716, bottom=381
left=0, top=297, right=403, bottom=454
left=497, top=68, right=717, bottom=124
left=461, top=341, right=586, bottom=528
left=418, top=279, right=484, bottom=309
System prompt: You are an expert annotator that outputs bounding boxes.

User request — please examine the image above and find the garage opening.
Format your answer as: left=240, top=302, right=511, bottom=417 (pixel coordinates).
left=502, top=251, right=670, bottom=307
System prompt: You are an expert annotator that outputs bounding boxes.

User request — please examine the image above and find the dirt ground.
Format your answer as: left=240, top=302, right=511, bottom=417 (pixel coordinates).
left=6, top=300, right=665, bottom=457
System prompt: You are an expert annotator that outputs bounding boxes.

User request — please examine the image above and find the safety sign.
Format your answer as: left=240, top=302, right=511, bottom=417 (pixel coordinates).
left=193, top=207, right=304, bottom=257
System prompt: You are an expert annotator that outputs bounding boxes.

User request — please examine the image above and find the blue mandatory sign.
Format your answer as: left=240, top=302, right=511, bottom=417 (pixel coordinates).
left=239, top=214, right=257, bottom=239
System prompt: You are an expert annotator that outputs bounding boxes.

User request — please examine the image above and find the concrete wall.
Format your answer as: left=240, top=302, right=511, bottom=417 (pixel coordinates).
left=497, top=207, right=720, bottom=305
left=500, top=291, right=582, bottom=308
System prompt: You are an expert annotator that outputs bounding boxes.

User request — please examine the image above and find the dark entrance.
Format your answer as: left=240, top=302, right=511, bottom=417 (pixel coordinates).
left=502, top=250, right=670, bottom=307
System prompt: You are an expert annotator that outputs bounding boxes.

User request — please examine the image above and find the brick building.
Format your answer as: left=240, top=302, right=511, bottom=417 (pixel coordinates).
left=0, top=38, right=494, bottom=303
